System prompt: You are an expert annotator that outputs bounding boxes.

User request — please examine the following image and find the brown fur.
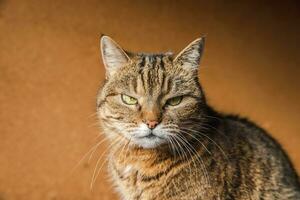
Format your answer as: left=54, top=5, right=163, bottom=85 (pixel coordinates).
left=97, top=36, right=300, bottom=199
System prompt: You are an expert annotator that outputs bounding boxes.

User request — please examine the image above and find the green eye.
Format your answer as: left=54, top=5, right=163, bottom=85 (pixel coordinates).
left=121, top=94, right=138, bottom=105
left=167, top=96, right=183, bottom=106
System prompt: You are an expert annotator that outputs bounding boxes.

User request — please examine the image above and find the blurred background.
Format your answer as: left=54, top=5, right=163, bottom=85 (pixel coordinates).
left=0, top=0, right=299, bottom=199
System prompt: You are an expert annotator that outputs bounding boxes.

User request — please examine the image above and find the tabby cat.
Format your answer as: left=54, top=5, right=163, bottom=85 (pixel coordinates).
left=96, top=36, right=300, bottom=200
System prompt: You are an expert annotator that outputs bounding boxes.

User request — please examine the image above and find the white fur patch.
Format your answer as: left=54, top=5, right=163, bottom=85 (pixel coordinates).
left=130, top=123, right=169, bottom=149
left=122, top=165, right=132, bottom=177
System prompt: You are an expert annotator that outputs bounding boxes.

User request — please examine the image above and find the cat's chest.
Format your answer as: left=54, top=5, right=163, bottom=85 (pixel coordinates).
left=116, top=164, right=136, bottom=181
left=111, top=161, right=167, bottom=199
left=112, top=162, right=145, bottom=188
left=110, top=157, right=217, bottom=200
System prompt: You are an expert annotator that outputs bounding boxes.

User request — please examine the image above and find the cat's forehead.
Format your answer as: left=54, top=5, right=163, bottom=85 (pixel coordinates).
left=107, top=53, right=196, bottom=98
left=117, top=54, right=170, bottom=97
left=132, top=53, right=173, bottom=71
left=118, top=53, right=175, bottom=83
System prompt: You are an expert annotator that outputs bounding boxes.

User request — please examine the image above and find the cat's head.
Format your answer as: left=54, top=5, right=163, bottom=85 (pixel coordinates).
left=97, top=36, right=207, bottom=149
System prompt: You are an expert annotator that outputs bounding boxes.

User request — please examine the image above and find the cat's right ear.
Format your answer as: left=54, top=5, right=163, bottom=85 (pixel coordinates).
left=100, top=36, right=130, bottom=79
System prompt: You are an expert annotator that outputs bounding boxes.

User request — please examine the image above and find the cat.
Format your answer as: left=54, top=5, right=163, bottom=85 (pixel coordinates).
left=96, top=35, right=300, bottom=200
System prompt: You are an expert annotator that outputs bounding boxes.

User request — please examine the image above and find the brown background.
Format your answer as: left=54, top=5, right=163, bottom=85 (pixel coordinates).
left=0, top=1, right=299, bottom=199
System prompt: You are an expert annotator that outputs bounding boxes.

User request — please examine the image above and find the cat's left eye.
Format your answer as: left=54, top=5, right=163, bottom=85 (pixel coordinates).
left=166, top=96, right=183, bottom=106
left=121, top=94, right=138, bottom=105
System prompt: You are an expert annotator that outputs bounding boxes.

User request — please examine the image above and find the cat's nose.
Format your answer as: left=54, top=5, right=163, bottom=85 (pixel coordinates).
left=145, top=120, right=159, bottom=129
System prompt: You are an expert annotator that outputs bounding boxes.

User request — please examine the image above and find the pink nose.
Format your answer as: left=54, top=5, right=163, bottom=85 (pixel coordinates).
left=145, top=120, right=159, bottom=129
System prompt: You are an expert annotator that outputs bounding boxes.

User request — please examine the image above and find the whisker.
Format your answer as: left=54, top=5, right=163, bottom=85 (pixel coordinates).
left=117, top=138, right=131, bottom=164
left=122, top=138, right=132, bottom=163
left=169, top=134, right=195, bottom=185
left=90, top=137, right=124, bottom=190
left=172, top=134, right=210, bottom=186
left=93, top=137, right=128, bottom=184
left=183, top=117, right=228, bottom=140
left=87, top=112, right=99, bottom=119
left=167, top=136, right=177, bottom=157
left=179, top=130, right=211, bottom=155
left=171, top=134, right=189, bottom=163
left=88, top=121, right=101, bottom=128
left=70, top=136, right=108, bottom=176
left=181, top=127, right=228, bottom=161
left=88, top=137, right=109, bottom=163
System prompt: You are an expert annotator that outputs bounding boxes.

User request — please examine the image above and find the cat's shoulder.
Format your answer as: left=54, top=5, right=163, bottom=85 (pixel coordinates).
left=221, top=113, right=284, bottom=150
left=222, top=114, right=266, bottom=133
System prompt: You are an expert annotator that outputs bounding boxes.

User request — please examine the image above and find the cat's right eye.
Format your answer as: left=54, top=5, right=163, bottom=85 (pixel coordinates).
left=121, top=94, right=138, bottom=105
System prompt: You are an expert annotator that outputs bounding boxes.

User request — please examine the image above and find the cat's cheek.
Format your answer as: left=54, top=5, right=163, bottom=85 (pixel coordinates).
left=175, top=103, right=198, bottom=119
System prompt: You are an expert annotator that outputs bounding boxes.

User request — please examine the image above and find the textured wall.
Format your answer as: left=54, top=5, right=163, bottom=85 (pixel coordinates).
left=0, top=1, right=299, bottom=199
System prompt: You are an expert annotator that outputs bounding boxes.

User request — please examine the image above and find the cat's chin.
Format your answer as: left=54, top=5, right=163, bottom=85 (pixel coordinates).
left=131, top=136, right=167, bottom=149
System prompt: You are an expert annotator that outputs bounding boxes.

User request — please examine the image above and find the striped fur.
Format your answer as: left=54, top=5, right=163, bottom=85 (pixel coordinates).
left=97, top=36, right=300, bottom=200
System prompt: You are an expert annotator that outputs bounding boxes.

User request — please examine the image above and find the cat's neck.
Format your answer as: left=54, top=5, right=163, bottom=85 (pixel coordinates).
left=111, top=142, right=173, bottom=167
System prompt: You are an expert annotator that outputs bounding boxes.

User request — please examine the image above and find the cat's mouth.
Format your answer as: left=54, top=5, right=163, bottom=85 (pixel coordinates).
left=128, top=124, right=169, bottom=148
left=137, top=133, right=164, bottom=139
left=133, top=132, right=167, bottom=149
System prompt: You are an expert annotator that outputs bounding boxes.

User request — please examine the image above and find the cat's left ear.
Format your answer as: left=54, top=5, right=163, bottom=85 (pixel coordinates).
left=100, top=36, right=130, bottom=78
left=173, top=37, right=205, bottom=71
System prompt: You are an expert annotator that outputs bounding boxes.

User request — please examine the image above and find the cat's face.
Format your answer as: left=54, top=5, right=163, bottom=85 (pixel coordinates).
left=97, top=36, right=206, bottom=149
